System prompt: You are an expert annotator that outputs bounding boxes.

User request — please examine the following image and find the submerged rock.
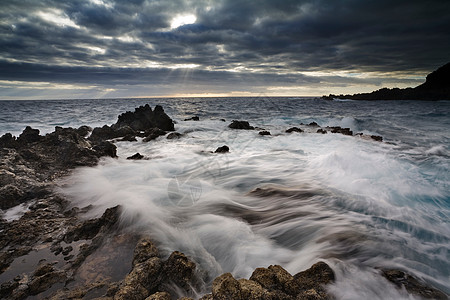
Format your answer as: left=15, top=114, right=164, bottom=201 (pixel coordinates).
left=228, top=120, right=254, bottom=130
left=317, top=128, right=327, bottom=134
left=328, top=126, right=353, bottom=136
left=166, top=132, right=183, bottom=139
left=127, top=153, right=144, bottom=160
left=382, top=269, right=447, bottom=299
left=143, top=128, right=166, bottom=142
left=286, top=127, right=303, bottom=133
left=371, top=135, right=383, bottom=142
left=184, top=116, right=200, bottom=121
left=259, top=131, right=271, bottom=136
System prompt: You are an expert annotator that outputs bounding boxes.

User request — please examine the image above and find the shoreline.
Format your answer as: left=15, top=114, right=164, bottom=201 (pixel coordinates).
left=0, top=104, right=447, bottom=299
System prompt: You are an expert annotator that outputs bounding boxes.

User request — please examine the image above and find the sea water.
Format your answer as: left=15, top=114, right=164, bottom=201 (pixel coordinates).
left=0, top=97, right=449, bottom=299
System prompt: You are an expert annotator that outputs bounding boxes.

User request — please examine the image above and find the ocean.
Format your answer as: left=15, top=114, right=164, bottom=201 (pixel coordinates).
left=1, top=97, right=449, bottom=299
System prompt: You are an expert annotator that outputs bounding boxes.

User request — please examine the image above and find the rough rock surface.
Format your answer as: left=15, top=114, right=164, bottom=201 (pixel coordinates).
left=228, top=120, right=254, bottom=130
left=113, top=104, right=174, bottom=131
left=215, top=145, right=230, bottom=153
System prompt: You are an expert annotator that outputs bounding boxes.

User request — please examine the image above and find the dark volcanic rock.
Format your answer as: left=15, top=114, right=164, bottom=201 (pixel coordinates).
left=371, top=135, right=383, bottom=142
left=184, top=116, right=199, bottom=121
left=215, top=145, right=230, bottom=153
left=93, top=141, right=117, bottom=158
left=323, top=62, right=450, bottom=100
left=17, top=126, right=42, bottom=144
left=382, top=269, right=447, bottom=299
left=113, top=104, right=174, bottom=132
left=259, top=131, right=271, bottom=136
left=228, top=120, right=254, bottom=130
left=166, top=132, right=182, bottom=139
left=286, top=127, right=303, bottom=133
left=329, top=126, right=353, bottom=136
left=89, top=125, right=135, bottom=141
left=127, top=153, right=144, bottom=160
left=118, top=134, right=137, bottom=142
left=0, top=133, right=17, bottom=148
left=143, top=128, right=166, bottom=142
left=159, top=251, right=198, bottom=294
left=76, top=125, right=92, bottom=137
left=317, top=128, right=327, bottom=134
left=308, top=121, right=320, bottom=127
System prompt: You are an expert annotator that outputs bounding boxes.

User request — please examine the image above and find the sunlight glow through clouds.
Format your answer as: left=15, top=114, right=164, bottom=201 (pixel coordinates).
left=170, top=14, right=197, bottom=29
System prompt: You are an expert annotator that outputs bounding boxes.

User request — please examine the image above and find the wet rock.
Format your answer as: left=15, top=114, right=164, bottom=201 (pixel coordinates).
left=238, top=278, right=272, bottom=300
left=0, top=184, right=24, bottom=209
left=146, top=291, right=172, bottom=300
left=317, top=129, right=327, bottom=134
left=115, top=257, right=163, bottom=300
left=127, top=153, right=144, bottom=160
left=64, top=205, right=121, bottom=243
left=61, top=246, right=73, bottom=256
left=132, top=238, right=159, bottom=266
left=90, top=125, right=135, bottom=141
left=328, top=126, right=353, bottom=136
left=215, top=145, right=229, bottom=153
left=382, top=269, right=447, bottom=299
left=118, top=134, right=137, bottom=142
left=76, top=125, right=92, bottom=137
left=143, top=128, right=167, bottom=142
left=28, top=268, right=66, bottom=295
left=250, top=265, right=299, bottom=296
left=259, top=131, right=271, bottom=136
left=371, top=135, right=383, bottom=142
left=93, top=141, right=117, bottom=158
left=166, top=132, right=183, bottom=139
left=113, top=104, right=175, bottom=132
left=308, top=122, right=320, bottom=127
left=212, top=273, right=242, bottom=299
left=293, top=261, right=335, bottom=299
left=184, top=116, right=199, bottom=121
left=159, top=251, right=198, bottom=293
left=228, top=120, right=254, bottom=130
left=286, top=127, right=303, bottom=133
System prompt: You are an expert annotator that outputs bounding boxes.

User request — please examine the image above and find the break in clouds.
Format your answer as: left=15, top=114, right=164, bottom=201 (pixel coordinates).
left=0, top=0, right=449, bottom=98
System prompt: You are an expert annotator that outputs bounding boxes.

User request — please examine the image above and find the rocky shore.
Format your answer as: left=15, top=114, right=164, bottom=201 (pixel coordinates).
left=1, top=105, right=447, bottom=299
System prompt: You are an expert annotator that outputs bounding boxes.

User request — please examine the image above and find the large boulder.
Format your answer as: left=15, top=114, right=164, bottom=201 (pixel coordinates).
left=228, top=120, right=254, bottom=130
left=113, top=104, right=174, bottom=132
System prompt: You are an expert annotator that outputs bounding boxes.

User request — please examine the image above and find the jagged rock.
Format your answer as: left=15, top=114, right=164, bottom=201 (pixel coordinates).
left=286, top=127, right=303, bottom=133
left=212, top=273, right=242, bottom=299
left=0, top=184, right=24, bottom=209
left=184, top=116, right=199, bottom=121
left=317, top=129, right=327, bottom=134
left=382, top=269, right=447, bottom=299
left=64, top=206, right=121, bottom=243
left=259, top=131, right=271, bottom=136
left=28, top=267, right=66, bottom=295
left=238, top=278, right=272, bottom=300
left=143, top=128, right=166, bottom=142
left=115, top=257, right=163, bottom=300
left=127, top=153, right=144, bottom=160
left=166, top=132, right=182, bottom=139
left=17, top=126, right=41, bottom=144
left=228, top=120, right=254, bottom=130
left=293, top=261, right=335, bottom=299
left=0, top=133, right=17, bottom=148
left=308, top=122, right=320, bottom=127
left=146, top=291, right=172, bottom=300
left=215, top=145, right=230, bottom=153
left=250, top=265, right=299, bottom=296
left=113, top=104, right=174, bottom=132
left=328, top=126, right=353, bottom=136
left=76, top=125, right=92, bottom=137
left=371, top=135, right=383, bottom=142
left=132, top=238, right=159, bottom=266
left=90, top=125, right=135, bottom=141
left=93, top=141, right=117, bottom=158
left=159, top=251, right=198, bottom=293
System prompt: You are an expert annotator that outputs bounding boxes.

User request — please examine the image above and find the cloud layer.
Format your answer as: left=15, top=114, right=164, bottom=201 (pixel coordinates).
left=1, top=0, right=449, bottom=98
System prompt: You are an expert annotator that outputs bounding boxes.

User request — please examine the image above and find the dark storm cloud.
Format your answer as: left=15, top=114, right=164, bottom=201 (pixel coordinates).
left=0, top=0, right=449, bottom=97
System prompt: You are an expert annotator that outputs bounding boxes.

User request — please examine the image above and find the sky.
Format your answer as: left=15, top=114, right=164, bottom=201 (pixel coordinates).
left=0, top=0, right=449, bottom=99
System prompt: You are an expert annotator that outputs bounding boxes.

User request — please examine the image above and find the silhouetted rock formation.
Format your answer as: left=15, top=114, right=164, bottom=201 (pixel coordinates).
left=323, top=62, right=450, bottom=100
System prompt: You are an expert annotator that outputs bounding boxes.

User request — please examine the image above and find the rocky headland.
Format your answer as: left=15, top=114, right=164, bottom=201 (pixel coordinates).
left=0, top=105, right=447, bottom=299
left=323, top=62, right=450, bottom=100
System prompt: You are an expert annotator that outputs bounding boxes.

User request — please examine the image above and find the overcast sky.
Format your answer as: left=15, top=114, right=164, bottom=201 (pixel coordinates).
left=1, top=0, right=449, bottom=99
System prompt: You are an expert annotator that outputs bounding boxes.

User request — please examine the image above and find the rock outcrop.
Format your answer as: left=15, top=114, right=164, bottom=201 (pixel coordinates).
left=323, top=62, right=450, bottom=100
left=228, top=120, right=254, bottom=130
